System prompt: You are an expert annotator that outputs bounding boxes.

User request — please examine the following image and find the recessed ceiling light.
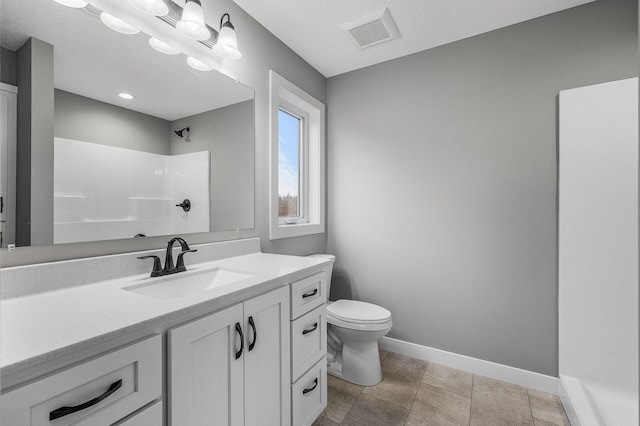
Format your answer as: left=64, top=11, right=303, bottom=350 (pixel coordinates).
left=118, top=92, right=135, bottom=100
left=100, top=12, right=140, bottom=35
left=186, top=57, right=213, bottom=71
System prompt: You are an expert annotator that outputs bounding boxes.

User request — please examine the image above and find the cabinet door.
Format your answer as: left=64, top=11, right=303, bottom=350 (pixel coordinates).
left=243, top=287, right=291, bottom=426
left=169, top=304, right=244, bottom=426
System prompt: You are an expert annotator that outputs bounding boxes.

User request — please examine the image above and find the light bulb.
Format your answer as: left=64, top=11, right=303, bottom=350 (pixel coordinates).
left=186, top=57, right=213, bottom=71
left=149, top=37, right=180, bottom=55
left=52, top=0, right=87, bottom=8
left=100, top=12, right=140, bottom=35
left=176, top=0, right=210, bottom=41
left=128, top=0, right=168, bottom=16
left=118, top=92, right=135, bottom=100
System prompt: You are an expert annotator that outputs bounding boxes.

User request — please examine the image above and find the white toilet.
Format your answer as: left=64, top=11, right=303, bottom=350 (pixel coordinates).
left=309, top=254, right=393, bottom=386
left=326, top=300, right=393, bottom=386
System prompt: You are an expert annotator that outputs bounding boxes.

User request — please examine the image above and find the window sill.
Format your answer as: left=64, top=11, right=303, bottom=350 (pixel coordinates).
left=269, top=222, right=324, bottom=240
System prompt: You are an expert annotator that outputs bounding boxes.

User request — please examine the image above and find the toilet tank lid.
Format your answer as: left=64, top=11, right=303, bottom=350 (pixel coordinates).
left=327, top=299, right=392, bottom=323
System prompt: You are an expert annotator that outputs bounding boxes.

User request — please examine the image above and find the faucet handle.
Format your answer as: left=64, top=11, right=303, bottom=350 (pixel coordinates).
left=137, top=255, right=162, bottom=277
left=176, top=249, right=198, bottom=272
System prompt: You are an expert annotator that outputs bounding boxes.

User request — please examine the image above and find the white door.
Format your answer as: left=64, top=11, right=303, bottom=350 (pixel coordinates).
left=169, top=303, right=245, bottom=426
left=558, top=77, right=639, bottom=425
left=243, top=287, right=291, bottom=426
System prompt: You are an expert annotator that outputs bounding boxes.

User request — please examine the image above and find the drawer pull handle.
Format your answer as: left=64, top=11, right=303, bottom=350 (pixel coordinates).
left=302, top=288, right=318, bottom=299
left=302, top=378, right=318, bottom=395
left=235, top=322, right=244, bottom=359
left=248, top=316, right=257, bottom=351
left=49, top=379, right=123, bottom=421
left=302, top=322, right=318, bottom=335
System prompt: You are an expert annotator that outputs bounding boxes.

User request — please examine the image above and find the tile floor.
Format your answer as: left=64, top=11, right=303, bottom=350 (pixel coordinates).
left=313, top=351, right=570, bottom=426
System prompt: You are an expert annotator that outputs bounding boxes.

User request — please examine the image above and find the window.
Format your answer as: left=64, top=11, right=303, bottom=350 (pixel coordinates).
left=277, top=105, right=305, bottom=223
left=269, top=71, right=325, bottom=240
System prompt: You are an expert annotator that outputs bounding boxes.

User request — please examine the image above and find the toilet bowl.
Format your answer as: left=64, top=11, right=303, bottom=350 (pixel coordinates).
left=326, top=300, right=392, bottom=386
left=307, top=254, right=393, bottom=386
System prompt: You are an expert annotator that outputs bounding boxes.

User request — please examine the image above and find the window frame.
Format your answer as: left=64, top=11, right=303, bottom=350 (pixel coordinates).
left=269, top=70, right=325, bottom=240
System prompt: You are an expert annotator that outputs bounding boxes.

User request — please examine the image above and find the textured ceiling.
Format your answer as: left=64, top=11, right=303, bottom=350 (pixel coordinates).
left=232, top=0, right=596, bottom=77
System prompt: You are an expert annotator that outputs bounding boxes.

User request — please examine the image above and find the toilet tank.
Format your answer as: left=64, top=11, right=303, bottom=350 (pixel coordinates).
left=308, top=254, right=335, bottom=302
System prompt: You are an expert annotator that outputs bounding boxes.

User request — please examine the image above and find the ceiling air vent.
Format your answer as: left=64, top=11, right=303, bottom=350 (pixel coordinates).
left=341, top=8, right=401, bottom=49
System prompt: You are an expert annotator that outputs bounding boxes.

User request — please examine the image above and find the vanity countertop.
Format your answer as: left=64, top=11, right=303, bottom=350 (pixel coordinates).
left=1, top=252, right=332, bottom=380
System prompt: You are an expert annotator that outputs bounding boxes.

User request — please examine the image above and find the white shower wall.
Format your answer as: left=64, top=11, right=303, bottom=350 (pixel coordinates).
left=169, top=151, right=210, bottom=236
left=53, top=138, right=209, bottom=243
left=558, top=78, right=638, bottom=426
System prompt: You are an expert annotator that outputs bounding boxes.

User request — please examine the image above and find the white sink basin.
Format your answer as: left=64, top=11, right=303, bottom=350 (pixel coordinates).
left=124, top=268, right=254, bottom=300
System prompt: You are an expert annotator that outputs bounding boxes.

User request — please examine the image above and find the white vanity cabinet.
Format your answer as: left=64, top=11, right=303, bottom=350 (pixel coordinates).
left=168, top=286, right=291, bottom=426
left=0, top=246, right=335, bottom=426
left=289, top=272, right=328, bottom=426
left=0, top=335, right=162, bottom=426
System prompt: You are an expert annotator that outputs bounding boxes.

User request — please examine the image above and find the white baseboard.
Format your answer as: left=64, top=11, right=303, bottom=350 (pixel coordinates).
left=379, top=336, right=560, bottom=395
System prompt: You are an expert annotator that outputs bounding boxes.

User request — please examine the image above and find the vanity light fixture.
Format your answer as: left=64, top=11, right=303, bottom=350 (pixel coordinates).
left=100, top=12, right=140, bottom=35
left=149, top=37, right=180, bottom=55
left=118, top=92, right=135, bottom=100
left=53, top=0, right=87, bottom=7
left=128, top=0, right=168, bottom=16
left=176, top=0, right=210, bottom=41
left=186, top=56, right=213, bottom=71
left=212, top=13, right=241, bottom=60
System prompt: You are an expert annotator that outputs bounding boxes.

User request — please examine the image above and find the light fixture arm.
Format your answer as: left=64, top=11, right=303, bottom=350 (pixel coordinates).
left=220, top=13, right=234, bottom=30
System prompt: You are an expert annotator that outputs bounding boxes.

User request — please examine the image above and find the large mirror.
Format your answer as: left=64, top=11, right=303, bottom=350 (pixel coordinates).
left=0, top=0, right=254, bottom=247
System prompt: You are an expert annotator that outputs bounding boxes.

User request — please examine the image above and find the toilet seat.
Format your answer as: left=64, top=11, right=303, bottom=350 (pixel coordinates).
left=327, top=300, right=392, bottom=331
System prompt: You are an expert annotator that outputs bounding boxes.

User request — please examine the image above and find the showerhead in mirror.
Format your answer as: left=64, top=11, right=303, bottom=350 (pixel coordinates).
left=174, top=127, right=190, bottom=141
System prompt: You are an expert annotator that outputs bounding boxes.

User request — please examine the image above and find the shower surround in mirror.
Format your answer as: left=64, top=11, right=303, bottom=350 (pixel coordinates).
left=53, top=138, right=209, bottom=244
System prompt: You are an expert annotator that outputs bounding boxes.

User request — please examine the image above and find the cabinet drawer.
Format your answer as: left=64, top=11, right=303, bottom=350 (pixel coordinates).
left=290, top=272, right=326, bottom=320
left=291, top=357, right=327, bottom=426
left=0, top=335, right=161, bottom=426
left=113, top=400, right=162, bottom=426
left=291, top=305, right=326, bottom=381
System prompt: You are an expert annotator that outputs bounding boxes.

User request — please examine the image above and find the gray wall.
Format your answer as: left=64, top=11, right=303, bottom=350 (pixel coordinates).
left=219, top=1, right=327, bottom=257
left=1, top=47, right=17, bottom=86
left=16, top=38, right=54, bottom=247
left=171, top=100, right=254, bottom=232
left=1, top=0, right=326, bottom=266
left=326, top=0, right=637, bottom=376
left=55, top=90, right=171, bottom=155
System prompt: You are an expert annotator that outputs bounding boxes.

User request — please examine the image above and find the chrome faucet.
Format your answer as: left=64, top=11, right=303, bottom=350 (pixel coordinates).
left=138, top=237, right=197, bottom=277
